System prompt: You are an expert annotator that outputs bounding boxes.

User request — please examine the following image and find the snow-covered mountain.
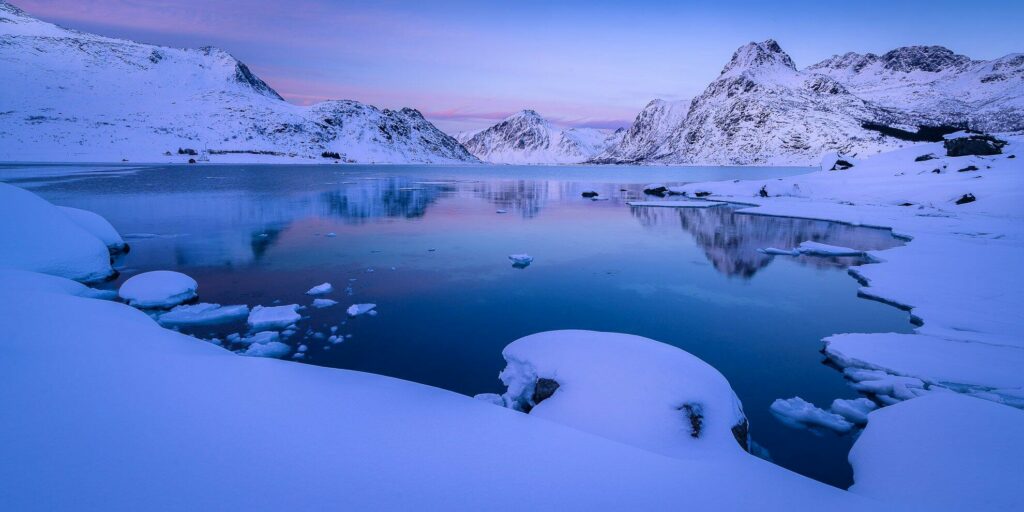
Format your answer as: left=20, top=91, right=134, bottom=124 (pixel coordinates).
left=0, top=2, right=476, bottom=164
left=807, top=46, right=1024, bottom=133
left=591, top=99, right=689, bottom=164
left=598, top=40, right=1024, bottom=165
left=461, top=110, right=623, bottom=164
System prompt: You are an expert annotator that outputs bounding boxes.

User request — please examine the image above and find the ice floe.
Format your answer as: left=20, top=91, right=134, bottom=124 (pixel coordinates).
left=759, top=241, right=866, bottom=257
left=306, top=282, right=333, bottom=295
left=508, top=254, right=533, bottom=267
left=626, top=200, right=724, bottom=208
left=346, top=303, right=376, bottom=316
left=830, top=398, right=877, bottom=425
left=770, top=397, right=854, bottom=434
left=312, top=298, right=338, bottom=309
left=118, top=270, right=198, bottom=308
left=241, top=340, right=291, bottom=358
left=247, top=304, right=301, bottom=330
left=157, top=303, right=249, bottom=327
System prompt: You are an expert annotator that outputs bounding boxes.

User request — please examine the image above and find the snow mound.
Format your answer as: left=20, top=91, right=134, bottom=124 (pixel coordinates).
left=312, top=298, right=338, bottom=309
left=0, top=268, right=116, bottom=300
left=157, top=303, right=249, bottom=327
left=491, top=330, right=749, bottom=458
left=770, top=397, right=854, bottom=433
left=346, top=303, right=376, bottom=317
left=58, top=206, right=127, bottom=252
left=118, top=270, right=198, bottom=308
left=305, top=282, right=333, bottom=295
left=247, top=304, right=301, bottom=330
left=850, top=394, right=1024, bottom=512
left=0, top=183, right=113, bottom=282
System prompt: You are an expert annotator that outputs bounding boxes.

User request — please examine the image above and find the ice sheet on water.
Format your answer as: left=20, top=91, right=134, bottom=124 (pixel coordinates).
left=306, top=282, right=333, bottom=295
left=346, top=303, right=376, bottom=316
left=312, top=298, right=338, bottom=309
left=770, top=397, right=854, bottom=433
left=247, top=304, right=301, bottom=330
left=118, top=270, right=198, bottom=308
left=157, top=303, right=249, bottom=327
left=508, top=254, right=533, bottom=267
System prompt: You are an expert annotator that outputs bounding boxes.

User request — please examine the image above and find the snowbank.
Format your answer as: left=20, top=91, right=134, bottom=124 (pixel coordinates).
left=0, top=182, right=113, bottom=282
left=0, top=268, right=116, bottom=300
left=849, top=394, right=1024, bottom=512
left=118, top=270, right=198, bottom=308
left=490, top=330, right=749, bottom=458
left=58, top=206, right=127, bottom=252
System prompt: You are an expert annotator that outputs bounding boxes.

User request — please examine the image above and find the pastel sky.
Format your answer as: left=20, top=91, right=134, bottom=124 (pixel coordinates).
left=14, top=0, right=1024, bottom=134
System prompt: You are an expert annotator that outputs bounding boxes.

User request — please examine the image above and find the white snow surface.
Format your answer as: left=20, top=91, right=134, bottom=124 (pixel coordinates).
left=0, top=4, right=475, bottom=164
left=0, top=182, right=113, bottom=282
left=626, top=200, right=724, bottom=208
left=58, top=206, right=126, bottom=251
left=117, top=270, right=198, bottom=308
left=770, top=397, right=854, bottom=433
left=672, top=137, right=1024, bottom=408
left=849, top=394, right=1024, bottom=512
left=247, top=304, right=301, bottom=330
left=0, top=267, right=115, bottom=300
left=830, top=398, right=877, bottom=425
left=157, top=303, right=249, bottom=327
left=493, top=330, right=749, bottom=459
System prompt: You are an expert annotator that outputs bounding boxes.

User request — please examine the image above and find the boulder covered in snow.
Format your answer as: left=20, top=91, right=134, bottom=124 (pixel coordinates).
left=491, top=330, right=749, bottom=458
left=118, top=270, right=198, bottom=308
left=0, top=183, right=113, bottom=282
left=819, top=151, right=855, bottom=171
left=58, top=206, right=127, bottom=252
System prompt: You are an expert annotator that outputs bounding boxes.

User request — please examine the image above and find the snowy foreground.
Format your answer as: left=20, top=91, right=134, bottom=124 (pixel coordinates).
left=2, top=139, right=1023, bottom=510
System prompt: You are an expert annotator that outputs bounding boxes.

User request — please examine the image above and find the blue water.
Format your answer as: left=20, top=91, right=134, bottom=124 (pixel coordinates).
left=4, top=163, right=912, bottom=488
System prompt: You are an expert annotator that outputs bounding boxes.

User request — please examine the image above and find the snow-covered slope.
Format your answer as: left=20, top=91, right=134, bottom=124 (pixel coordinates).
left=808, top=46, right=1024, bottom=133
left=0, top=2, right=475, bottom=164
left=600, top=40, right=1024, bottom=166
left=461, top=110, right=622, bottom=164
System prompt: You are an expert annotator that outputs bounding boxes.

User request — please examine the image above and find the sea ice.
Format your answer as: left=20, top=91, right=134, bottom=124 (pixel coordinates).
left=830, top=398, right=877, bottom=425
left=770, top=397, right=854, bottom=433
left=306, top=282, right=333, bottom=295
left=232, top=331, right=280, bottom=346
left=247, top=304, right=301, bottom=330
left=157, top=303, right=249, bottom=327
left=241, top=340, right=291, bottom=358
left=118, top=270, right=198, bottom=308
left=346, top=303, right=376, bottom=316
left=508, top=254, right=533, bottom=267
left=312, top=298, right=338, bottom=309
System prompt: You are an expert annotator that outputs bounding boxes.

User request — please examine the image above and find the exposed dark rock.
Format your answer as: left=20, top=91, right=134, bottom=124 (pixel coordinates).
left=759, top=185, right=768, bottom=198
left=955, top=193, right=976, bottom=205
left=694, top=191, right=711, bottom=197
left=944, top=134, right=1005, bottom=157
left=914, top=153, right=937, bottom=162
left=830, top=159, right=854, bottom=171
left=680, top=403, right=704, bottom=438
left=731, top=419, right=750, bottom=452
left=187, top=158, right=196, bottom=164
left=643, top=185, right=668, bottom=196
left=957, top=165, right=979, bottom=173
left=530, top=378, right=560, bottom=409
left=177, top=147, right=197, bottom=156
left=900, top=202, right=914, bottom=206
left=1008, top=155, right=1016, bottom=159
left=321, top=151, right=341, bottom=159
left=861, top=123, right=965, bottom=142
left=932, top=168, right=941, bottom=174
left=581, top=191, right=599, bottom=198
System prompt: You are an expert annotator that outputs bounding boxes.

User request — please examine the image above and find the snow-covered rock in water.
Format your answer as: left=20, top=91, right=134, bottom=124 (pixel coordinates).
left=829, top=398, right=877, bottom=425
left=592, top=99, right=689, bottom=163
left=346, top=303, right=376, bottom=316
left=118, top=270, right=198, bottom=308
left=157, top=303, right=249, bottom=327
left=492, top=330, right=749, bottom=458
left=508, top=254, right=534, bottom=267
left=0, top=268, right=116, bottom=300
left=0, top=5, right=476, bottom=164
left=241, top=340, right=292, bottom=358
left=850, top=394, right=1024, bottom=512
left=305, top=282, right=333, bottom=295
left=58, top=206, right=127, bottom=252
left=247, top=304, right=301, bottom=330
left=461, top=110, right=622, bottom=164
left=0, top=183, right=113, bottom=282
left=312, top=298, right=338, bottom=309
left=770, top=397, right=854, bottom=434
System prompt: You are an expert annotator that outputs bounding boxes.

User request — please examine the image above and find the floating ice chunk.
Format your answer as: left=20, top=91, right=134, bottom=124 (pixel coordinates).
left=830, top=398, right=877, bottom=425
left=770, top=397, right=854, bottom=433
left=58, top=206, right=127, bottom=252
left=626, top=200, right=722, bottom=208
left=233, top=331, right=280, bottom=346
left=118, top=270, right=198, bottom=308
left=325, top=232, right=337, bottom=237
left=297, top=344, right=308, bottom=353
left=241, top=341, right=291, bottom=358
left=306, top=282, right=333, bottom=295
left=157, top=303, right=249, bottom=327
left=758, top=247, right=798, bottom=256
left=508, top=254, right=533, bottom=267
left=247, top=304, right=301, bottom=330
left=795, top=241, right=864, bottom=257
left=346, top=303, right=376, bottom=317
left=312, top=298, right=338, bottom=309
left=495, top=209, right=508, bottom=214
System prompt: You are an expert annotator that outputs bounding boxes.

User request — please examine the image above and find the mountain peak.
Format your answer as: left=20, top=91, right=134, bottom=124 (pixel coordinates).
left=880, top=45, right=972, bottom=72
left=721, top=39, right=796, bottom=76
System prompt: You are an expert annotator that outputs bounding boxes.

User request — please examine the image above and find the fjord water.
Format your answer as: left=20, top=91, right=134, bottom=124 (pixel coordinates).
left=5, top=163, right=911, bottom=488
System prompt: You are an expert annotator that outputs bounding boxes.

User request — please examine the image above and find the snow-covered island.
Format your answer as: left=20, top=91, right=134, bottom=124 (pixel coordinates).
left=3, top=131, right=1023, bottom=510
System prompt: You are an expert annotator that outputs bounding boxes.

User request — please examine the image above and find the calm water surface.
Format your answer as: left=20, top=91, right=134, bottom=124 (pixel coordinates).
left=4, top=163, right=913, bottom=488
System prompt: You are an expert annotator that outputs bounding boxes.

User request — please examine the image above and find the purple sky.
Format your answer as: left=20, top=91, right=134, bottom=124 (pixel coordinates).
left=14, top=0, right=1024, bottom=134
